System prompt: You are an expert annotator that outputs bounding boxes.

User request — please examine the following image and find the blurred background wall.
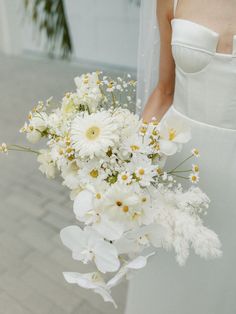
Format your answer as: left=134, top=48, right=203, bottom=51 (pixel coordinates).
left=0, top=0, right=140, bottom=71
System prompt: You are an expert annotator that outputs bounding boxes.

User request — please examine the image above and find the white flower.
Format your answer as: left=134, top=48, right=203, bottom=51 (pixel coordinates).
left=118, top=171, right=132, bottom=185
left=73, top=188, right=127, bottom=241
left=61, top=161, right=80, bottom=189
left=112, top=108, right=141, bottom=139
left=63, top=272, right=117, bottom=308
left=73, top=189, right=97, bottom=224
left=61, top=93, right=79, bottom=115
left=0, top=143, right=8, bottom=154
left=107, top=253, right=155, bottom=289
left=189, top=173, right=200, bottom=184
left=60, top=225, right=120, bottom=273
left=26, top=128, right=42, bottom=143
left=192, top=148, right=200, bottom=157
left=74, top=72, right=102, bottom=113
left=115, top=224, right=165, bottom=254
left=37, top=149, right=56, bottom=178
left=29, top=113, right=48, bottom=132
left=159, top=114, right=191, bottom=156
left=47, top=110, right=64, bottom=134
left=77, top=158, right=107, bottom=185
left=103, top=183, right=140, bottom=225
left=126, top=154, right=156, bottom=187
left=121, top=133, right=152, bottom=156
left=192, top=164, right=199, bottom=173
left=71, top=111, right=119, bottom=158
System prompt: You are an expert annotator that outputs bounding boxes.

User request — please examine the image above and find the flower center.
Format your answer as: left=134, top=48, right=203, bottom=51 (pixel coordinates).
left=86, top=126, right=100, bottom=140
left=122, top=205, right=129, bottom=213
left=191, top=175, right=197, bottom=182
left=96, top=193, right=101, bottom=199
left=121, top=174, right=128, bottom=181
left=116, top=200, right=123, bottom=207
left=138, top=168, right=145, bottom=176
left=169, top=128, right=176, bottom=141
left=130, top=145, right=140, bottom=151
left=90, top=169, right=99, bottom=178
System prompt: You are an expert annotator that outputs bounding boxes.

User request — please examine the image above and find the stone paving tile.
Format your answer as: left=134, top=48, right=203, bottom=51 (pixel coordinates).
left=0, top=272, right=33, bottom=302
left=0, top=292, right=32, bottom=314
left=23, top=292, right=69, bottom=314
left=72, top=300, right=104, bottom=314
left=42, top=212, right=71, bottom=230
left=18, top=229, right=55, bottom=254
left=0, top=232, right=31, bottom=258
left=21, top=269, right=82, bottom=313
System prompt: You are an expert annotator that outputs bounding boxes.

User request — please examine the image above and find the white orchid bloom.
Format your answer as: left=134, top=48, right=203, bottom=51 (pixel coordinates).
left=60, top=225, right=120, bottom=273
left=74, top=190, right=124, bottom=240
left=159, top=114, right=191, bottom=156
left=93, top=214, right=125, bottom=241
left=63, top=272, right=117, bottom=308
left=107, top=252, right=155, bottom=289
left=103, top=183, right=140, bottom=229
left=115, top=224, right=165, bottom=255
left=73, top=190, right=95, bottom=223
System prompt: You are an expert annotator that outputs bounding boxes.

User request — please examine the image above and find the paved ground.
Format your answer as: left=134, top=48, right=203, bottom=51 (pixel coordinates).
left=0, top=53, right=127, bottom=314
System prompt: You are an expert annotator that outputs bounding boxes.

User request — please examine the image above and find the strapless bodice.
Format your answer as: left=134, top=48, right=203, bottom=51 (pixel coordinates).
left=171, top=18, right=236, bottom=130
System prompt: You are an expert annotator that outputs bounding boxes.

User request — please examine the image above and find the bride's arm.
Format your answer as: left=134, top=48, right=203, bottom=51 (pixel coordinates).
left=142, top=0, right=175, bottom=122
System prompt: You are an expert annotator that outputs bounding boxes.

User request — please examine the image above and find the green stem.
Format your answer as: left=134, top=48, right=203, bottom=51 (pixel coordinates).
left=169, top=154, right=194, bottom=172
left=169, top=169, right=192, bottom=174
left=172, top=174, right=189, bottom=180
left=111, top=92, right=116, bottom=106
left=9, top=145, right=39, bottom=155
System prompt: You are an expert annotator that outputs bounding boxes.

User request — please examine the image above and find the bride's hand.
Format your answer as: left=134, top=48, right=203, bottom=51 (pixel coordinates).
left=142, top=83, right=174, bottom=122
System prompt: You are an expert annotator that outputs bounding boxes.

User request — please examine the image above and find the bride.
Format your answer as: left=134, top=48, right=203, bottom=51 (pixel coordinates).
left=125, top=0, right=236, bottom=313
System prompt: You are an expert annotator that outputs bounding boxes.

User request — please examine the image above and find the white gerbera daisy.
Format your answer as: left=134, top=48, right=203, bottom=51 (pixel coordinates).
left=71, top=111, right=119, bottom=158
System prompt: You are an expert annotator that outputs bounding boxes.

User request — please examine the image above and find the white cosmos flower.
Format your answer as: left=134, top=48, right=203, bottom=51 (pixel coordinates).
left=127, top=154, right=156, bottom=187
left=60, top=225, right=120, bottom=273
left=71, top=111, right=119, bottom=158
left=63, top=272, right=117, bottom=308
left=77, top=159, right=107, bottom=185
left=121, top=133, right=152, bottom=156
left=117, top=171, right=133, bottom=185
left=159, top=113, right=191, bottom=156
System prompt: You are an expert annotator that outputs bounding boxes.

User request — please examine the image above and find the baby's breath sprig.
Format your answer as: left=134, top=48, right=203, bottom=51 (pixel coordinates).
left=0, top=143, right=39, bottom=155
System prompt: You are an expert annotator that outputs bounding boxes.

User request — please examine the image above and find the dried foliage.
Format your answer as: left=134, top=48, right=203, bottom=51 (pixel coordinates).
left=24, top=0, right=73, bottom=58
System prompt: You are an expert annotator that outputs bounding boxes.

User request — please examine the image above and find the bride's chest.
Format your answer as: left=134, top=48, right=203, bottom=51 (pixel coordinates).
left=171, top=19, right=236, bottom=74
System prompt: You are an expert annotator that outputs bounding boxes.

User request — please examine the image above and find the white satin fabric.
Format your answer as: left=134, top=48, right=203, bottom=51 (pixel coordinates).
left=126, top=16, right=236, bottom=314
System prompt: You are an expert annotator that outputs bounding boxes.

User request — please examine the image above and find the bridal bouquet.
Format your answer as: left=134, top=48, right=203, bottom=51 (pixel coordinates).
left=1, top=72, right=222, bottom=308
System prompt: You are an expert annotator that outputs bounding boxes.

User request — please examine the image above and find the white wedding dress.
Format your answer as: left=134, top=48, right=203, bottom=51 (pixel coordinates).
left=125, top=2, right=236, bottom=314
